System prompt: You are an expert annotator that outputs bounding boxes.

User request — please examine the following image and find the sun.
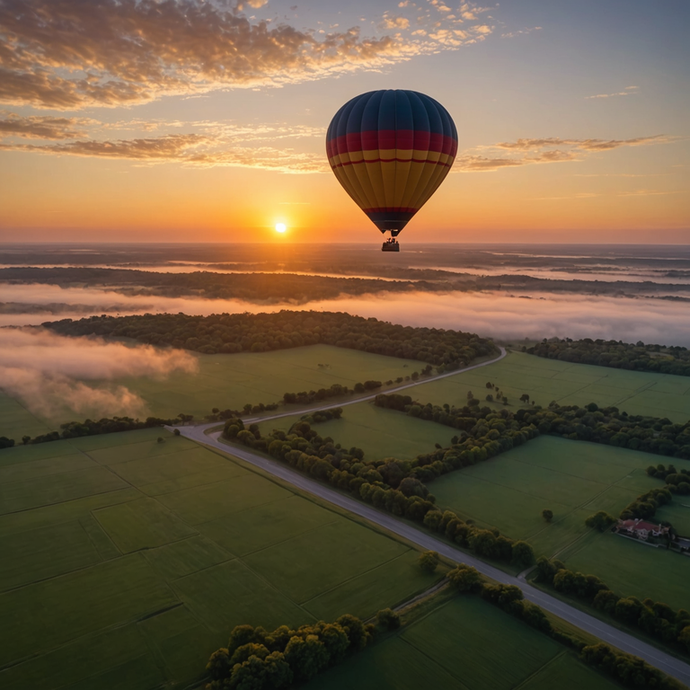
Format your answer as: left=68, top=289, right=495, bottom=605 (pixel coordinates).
left=275, top=223, right=287, bottom=233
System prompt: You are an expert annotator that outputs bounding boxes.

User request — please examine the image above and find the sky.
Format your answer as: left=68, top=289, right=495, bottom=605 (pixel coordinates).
left=0, top=0, right=688, bottom=245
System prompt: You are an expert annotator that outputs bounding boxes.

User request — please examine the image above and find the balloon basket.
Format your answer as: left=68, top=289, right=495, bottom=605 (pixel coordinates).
left=382, top=240, right=400, bottom=252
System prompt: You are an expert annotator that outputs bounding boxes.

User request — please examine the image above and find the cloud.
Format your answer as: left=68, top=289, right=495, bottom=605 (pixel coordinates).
left=617, top=189, right=681, bottom=197
left=0, top=134, right=207, bottom=160
left=454, top=149, right=579, bottom=172
left=0, top=0, right=495, bottom=110
left=0, top=327, right=198, bottom=420
left=381, top=15, right=411, bottom=30
left=453, top=134, right=672, bottom=173
left=0, top=111, right=93, bottom=139
left=586, top=85, right=639, bottom=99
left=501, top=26, right=542, bottom=39
left=493, top=135, right=668, bottom=151
left=0, top=131, right=326, bottom=172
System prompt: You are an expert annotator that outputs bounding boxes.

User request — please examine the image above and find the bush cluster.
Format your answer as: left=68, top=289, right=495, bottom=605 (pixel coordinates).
left=619, top=486, right=673, bottom=521
left=300, top=408, right=343, bottom=424
left=283, top=381, right=383, bottom=406
left=527, top=337, right=690, bottom=377
left=205, top=616, right=372, bottom=689
left=536, top=557, right=690, bottom=655
left=647, top=463, right=690, bottom=495
left=45, top=311, right=498, bottom=366
left=581, top=643, right=686, bottom=689
left=11, top=415, right=185, bottom=447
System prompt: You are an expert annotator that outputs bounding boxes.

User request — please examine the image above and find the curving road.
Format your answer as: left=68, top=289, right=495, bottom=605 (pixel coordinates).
left=172, top=348, right=690, bottom=688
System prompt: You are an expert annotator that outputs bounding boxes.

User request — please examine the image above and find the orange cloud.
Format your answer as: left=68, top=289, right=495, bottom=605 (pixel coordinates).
left=0, top=111, right=93, bottom=139
left=0, top=0, right=496, bottom=110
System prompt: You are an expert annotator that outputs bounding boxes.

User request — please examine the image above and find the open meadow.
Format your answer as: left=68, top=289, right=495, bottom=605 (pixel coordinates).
left=258, top=402, right=456, bottom=461
left=0, top=344, right=423, bottom=441
left=305, top=594, right=620, bottom=690
left=0, top=428, right=443, bottom=690
left=412, top=351, right=690, bottom=423
left=425, top=434, right=690, bottom=609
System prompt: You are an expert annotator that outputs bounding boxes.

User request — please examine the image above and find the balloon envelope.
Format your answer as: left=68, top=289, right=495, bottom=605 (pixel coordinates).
left=326, top=89, right=458, bottom=237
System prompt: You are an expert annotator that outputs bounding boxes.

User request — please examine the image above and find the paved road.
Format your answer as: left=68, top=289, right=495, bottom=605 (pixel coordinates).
left=190, top=346, right=507, bottom=434
left=172, top=349, right=690, bottom=688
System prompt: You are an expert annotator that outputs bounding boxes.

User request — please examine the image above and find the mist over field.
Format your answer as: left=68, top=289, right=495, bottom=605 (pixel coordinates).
left=1, top=243, right=689, bottom=424
left=2, top=282, right=690, bottom=346
left=0, top=328, right=197, bottom=419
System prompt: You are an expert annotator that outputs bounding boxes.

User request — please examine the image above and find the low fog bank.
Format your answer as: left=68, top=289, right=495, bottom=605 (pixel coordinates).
left=2, top=283, right=689, bottom=348
left=314, top=292, right=690, bottom=347
left=0, top=328, right=197, bottom=422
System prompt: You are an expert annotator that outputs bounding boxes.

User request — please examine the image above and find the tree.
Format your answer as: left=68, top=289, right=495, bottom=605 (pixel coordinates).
left=283, top=634, right=329, bottom=682
left=21, top=435, right=31, bottom=445
left=335, top=614, right=369, bottom=652
left=418, top=550, right=440, bottom=573
left=520, top=393, right=530, bottom=403
left=447, top=565, right=481, bottom=592
left=585, top=511, right=616, bottom=532
left=511, top=541, right=535, bottom=568
left=376, top=608, right=401, bottom=630
left=173, top=428, right=181, bottom=436
left=542, top=509, right=553, bottom=523
left=679, top=626, right=690, bottom=653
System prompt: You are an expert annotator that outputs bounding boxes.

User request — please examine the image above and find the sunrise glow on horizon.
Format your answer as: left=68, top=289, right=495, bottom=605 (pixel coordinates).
left=0, top=0, right=688, bottom=245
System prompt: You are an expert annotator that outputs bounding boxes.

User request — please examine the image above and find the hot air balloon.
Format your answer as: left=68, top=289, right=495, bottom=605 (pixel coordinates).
left=326, top=89, right=457, bottom=252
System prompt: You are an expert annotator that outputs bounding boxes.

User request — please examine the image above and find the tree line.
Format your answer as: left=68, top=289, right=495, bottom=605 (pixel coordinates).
left=526, top=337, right=690, bottom=377
left=205, top=614, right=374, bottom=690
left=44, top=311, right=498, bottom=367
left=375, top=393, right=690, bottom=461
left=647, top=463, right=690, bottom=496
left=1, top=265, right=437, bottom=304
left=224, top=418, right=535, bottom=568
left=536, top=557, right=690, bottom=659
left=449, top=563, right=684, bottom=690
left=9, top=415, right=188, bottom=447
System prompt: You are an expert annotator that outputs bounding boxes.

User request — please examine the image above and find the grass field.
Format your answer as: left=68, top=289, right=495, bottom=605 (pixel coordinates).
left=428, top=434, right=690, bottom=609
left=0, top=428, right=443, bottom=690
left=412, top=351, right=690, bottom=423
left=258, top=402, right=456, bottom=461
left=558, top=531, right=690, bottom=611
left=0, top=344, right=424, bottom=441
left=306, top=595, right=620, bottom=690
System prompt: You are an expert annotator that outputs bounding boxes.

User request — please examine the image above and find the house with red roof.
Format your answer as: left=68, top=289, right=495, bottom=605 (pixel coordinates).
left=615, top=518, right=670, bottom=541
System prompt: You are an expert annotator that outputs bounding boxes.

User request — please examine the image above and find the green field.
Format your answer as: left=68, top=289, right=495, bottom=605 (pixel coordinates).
left=259, top=402, right=456, bottom=461
left=307, top=595, right=620, bottom=690
left=0, top=428, right=442, bottom=690
left=559, top=531, right=690, bottom=611
left=0, top=344, right=424, bottom=441
left=412, top=351, right=690, bottom=422
left=428, top=434, right=690, bottom=609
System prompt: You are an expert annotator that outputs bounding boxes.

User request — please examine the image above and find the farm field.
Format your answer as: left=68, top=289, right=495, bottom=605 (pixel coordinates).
left=412, top=351, right=690, bottom=423
left=428, top=435, right=690, bottom=609
left=0, top=427, right=442, bottom=690
left=258, top=401, right=455, bottom=461
left=559, top=531, right=690, bottom=611
left=429, top=435, right=662, bottom=553
left=0, top=344, right=423, bottom=440
left=306, top=595, right=620, bottom=690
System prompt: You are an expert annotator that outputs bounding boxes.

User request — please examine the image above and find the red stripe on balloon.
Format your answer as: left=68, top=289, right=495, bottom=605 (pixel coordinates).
left=363, top=207, right=419, bottom=213
left=326, top=130, right=457, bottom=157
left=329, top=157, right=453, bottom=170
